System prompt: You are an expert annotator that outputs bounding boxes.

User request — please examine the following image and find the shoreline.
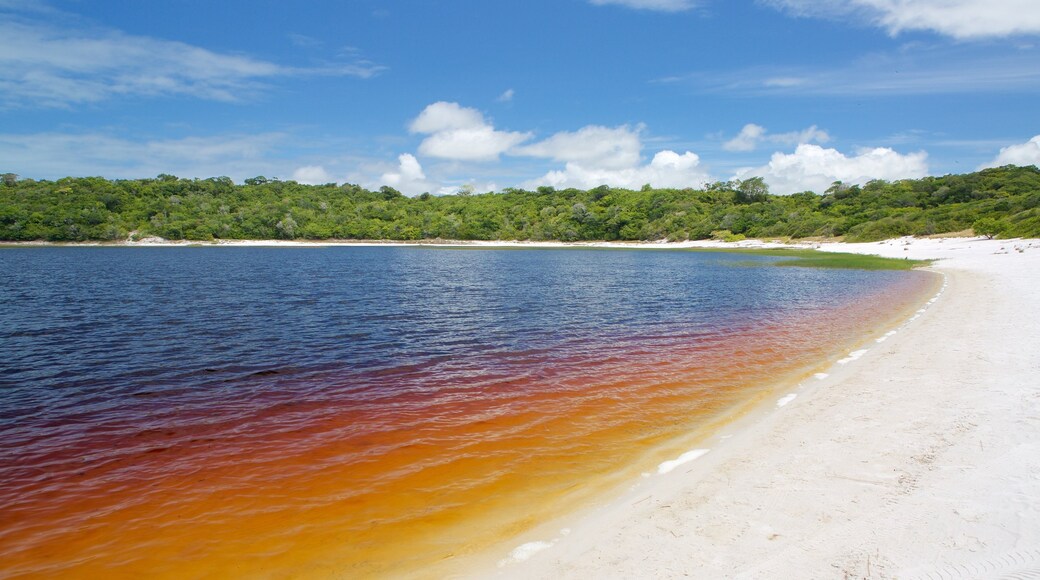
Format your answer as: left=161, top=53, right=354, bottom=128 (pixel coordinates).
left=0, top=237, right=821, bottom=250
left=478, top=236, right=1040, bottom=579
left=0, top=233, right=1016, bottom=257
left=462, top=258, right=945, bottom=578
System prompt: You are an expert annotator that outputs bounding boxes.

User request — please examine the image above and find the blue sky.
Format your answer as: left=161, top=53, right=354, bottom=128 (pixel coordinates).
left=1, top=0, right=1038, bottom=194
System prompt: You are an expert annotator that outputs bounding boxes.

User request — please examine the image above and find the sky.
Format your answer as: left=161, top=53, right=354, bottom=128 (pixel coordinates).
left=1, top=0, right=1038, bottom=195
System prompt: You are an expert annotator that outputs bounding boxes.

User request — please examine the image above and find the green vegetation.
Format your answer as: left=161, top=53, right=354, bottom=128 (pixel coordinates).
left=708, top=248, right=932, bottom=270
left=971, top=216, right=1007, bottom=239
left=772, top=252, right=931, bottom=271
left=1, top=166, right=1038, bottom=243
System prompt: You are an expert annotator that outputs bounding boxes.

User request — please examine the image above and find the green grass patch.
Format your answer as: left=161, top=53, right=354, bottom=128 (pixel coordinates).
left=416, top=244, right=931, bottom=270
left=699, top=247, right=932, bottom=270
left=418, top=244, right=932, bottom=270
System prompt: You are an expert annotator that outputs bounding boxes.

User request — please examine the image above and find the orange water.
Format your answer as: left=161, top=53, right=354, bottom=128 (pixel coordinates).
left=0, top=271, right=937, bottom=579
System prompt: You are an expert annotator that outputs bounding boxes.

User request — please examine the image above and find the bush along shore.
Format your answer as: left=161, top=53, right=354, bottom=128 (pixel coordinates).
left=0, top=165, right=1037, bottom=243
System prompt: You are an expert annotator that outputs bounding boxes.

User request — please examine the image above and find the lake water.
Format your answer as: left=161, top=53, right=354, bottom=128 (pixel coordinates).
left=0, top=246, right=934, bottom=578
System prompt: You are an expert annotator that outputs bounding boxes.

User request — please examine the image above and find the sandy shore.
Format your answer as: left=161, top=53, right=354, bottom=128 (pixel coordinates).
left=0, top=236, right=806, bottom=250
left=475, top=236, right=1040, bottom=579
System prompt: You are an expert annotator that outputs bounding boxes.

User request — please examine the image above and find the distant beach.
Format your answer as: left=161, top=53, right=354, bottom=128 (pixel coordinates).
left=2, top=237, right=792, bottom=248
left=0, top=235, right=862, bottom=251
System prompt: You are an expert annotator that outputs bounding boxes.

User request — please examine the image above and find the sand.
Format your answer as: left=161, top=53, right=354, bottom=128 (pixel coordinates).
left=479, top=236, right=1040, bottom=579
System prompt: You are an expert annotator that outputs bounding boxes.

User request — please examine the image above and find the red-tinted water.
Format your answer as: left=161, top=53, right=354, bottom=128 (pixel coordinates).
left=0, top=262, right=937, bottom=578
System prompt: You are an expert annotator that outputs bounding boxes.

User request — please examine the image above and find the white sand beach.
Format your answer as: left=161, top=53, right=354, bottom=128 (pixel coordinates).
left=480, top=236, right=1040, bottom=579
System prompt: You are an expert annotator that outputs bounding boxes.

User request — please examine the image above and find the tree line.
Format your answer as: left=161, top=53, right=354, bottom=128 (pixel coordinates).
left=0, top=166, right=1038, bottom=243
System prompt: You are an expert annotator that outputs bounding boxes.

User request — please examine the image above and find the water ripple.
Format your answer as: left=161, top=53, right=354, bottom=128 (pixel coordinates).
left=0, top=246, right=933, bottom=578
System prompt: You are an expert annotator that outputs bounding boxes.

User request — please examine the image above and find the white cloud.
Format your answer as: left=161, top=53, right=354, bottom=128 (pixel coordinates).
left=516, top=124, right=711, bottom=189
left=0, top=131, right=287, bottom=180
left=723, top=124, right=767, bottom=152
left=379, top=153, right=433, bottom=195
left=497, top=88, right=515, bottom=102
left=589, top=0, right=698, bottom=12
left=674, top=44, right=1040, bottom=97
left=396, top=108, right=699, bottom=192
left=724, top=123, right=830, bottom=152
left=292, top=165, right=333, bottom=185
left=409, top=101, right=486, bottom=133
left=436, top=180, right=501, bottom=196
left=735, top=144, right=929, bottom=194
left=517, top=125, right=644, bottom=170
left=418, top=127, right=532, bottom=162
left=763, top=76, right=805, bottom=88
left=0, top=13, right=384, bottom=108
left=765, top=0, right=1040, bottom=39
left=786, top=126, right=832, bottom=146
left=527, top=150, right=712, bottom=190
left=409, top=101, right=531, bottom=161
left=980, top=135, right=1040, bottom=168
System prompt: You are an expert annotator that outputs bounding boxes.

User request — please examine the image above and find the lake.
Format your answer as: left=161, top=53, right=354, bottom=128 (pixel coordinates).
left=0, top=246, right=934, bottom=577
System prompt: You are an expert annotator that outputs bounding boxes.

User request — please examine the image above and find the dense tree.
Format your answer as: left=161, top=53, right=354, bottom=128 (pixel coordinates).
left=1, top=166, right=1038, bottom=243
left=972, top=217, right=1007, bottom=239
left=735, top=177, right=769, bottom=204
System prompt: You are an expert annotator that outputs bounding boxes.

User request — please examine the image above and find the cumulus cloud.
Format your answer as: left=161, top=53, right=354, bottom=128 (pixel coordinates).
left=0, top=8, right=384, bottom=108
left=980, top=135, right=1040, bottom=168
left=526, top=150, right=712, bottom=190
left=418, top=127, right=531, bottom=162
left=516, top=125, right=644, bottom=170
left=291, top=165, right=333, bottom=185
left=775, top=125, right=831, bottom=146
left=379, top=153, right=432, bottom=195
left=723, top=123, right=830, bottom=152
left=765, top=0, right=1040, bottom=39
left=396, top=108, right=712, bottom=192
left=395, top=103, right=919, bottom=195
left=511, top=123, right=712, bottom=190
left=409, top=101, right=486, bottom=133
left=409, top=101, right=531, bottom=161
left=735, top=144, right=929, bottom=194
left=497, top=88, right=515, bottom=102
left=589, top=0, right=699, bottom=12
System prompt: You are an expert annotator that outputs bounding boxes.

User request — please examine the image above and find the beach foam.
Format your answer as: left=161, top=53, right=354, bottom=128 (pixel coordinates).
left=836, top=349, right=869, bottom=365
left=657, top=449, right=709, bottom=475
left=777, top=394, right=798, bottom=407
left=876, top=330, right=898, bottom=343
left=498, top=541, right=555, bottom=567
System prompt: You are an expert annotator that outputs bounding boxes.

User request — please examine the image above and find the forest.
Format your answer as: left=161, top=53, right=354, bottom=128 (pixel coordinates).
left=0, top=165, right=1038, bottom=243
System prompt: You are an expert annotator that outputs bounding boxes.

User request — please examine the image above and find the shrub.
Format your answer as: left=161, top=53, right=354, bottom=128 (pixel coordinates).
left=972, top=217, right=1007, bottom=239
left=711, top=229, right=746, bottom=242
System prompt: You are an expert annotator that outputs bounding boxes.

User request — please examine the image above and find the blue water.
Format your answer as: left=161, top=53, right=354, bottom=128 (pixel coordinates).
left=0, top=247, right=917, bottom=424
